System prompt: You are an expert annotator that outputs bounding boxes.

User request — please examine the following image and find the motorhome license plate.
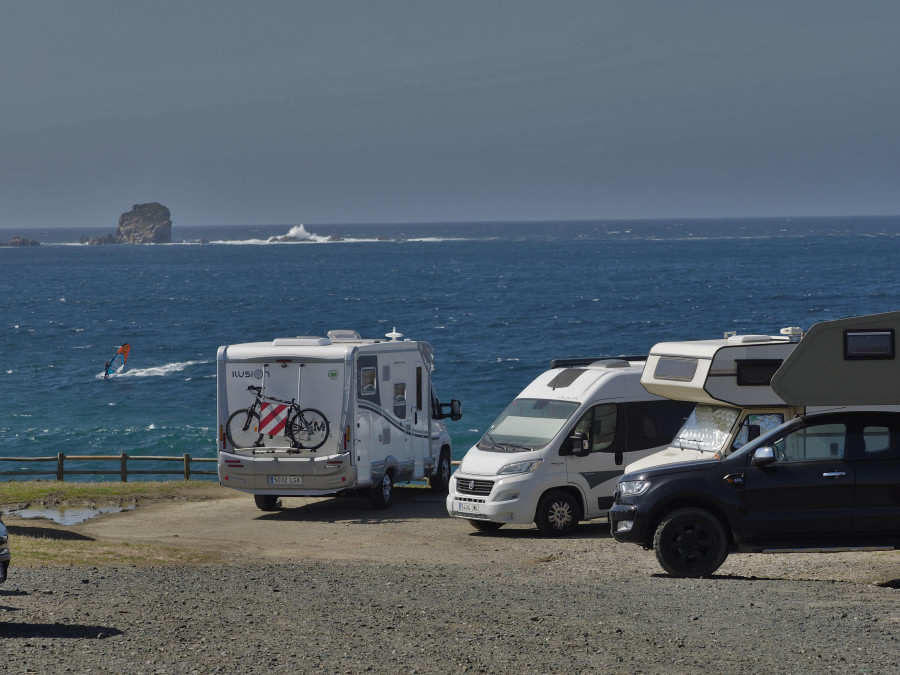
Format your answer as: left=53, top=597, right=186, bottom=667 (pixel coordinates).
left=455, top=501, right=480, bottom=513
left=268, top=476, right=302, bottom=485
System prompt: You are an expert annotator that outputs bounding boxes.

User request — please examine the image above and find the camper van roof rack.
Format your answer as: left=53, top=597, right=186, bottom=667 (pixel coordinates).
left=550, top=356, right=647, bottom=369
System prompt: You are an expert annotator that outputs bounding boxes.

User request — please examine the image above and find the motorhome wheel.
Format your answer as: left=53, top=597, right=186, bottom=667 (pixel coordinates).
left=467, top=520, right=503, bottom=532
left=535, top=490, right=580, bottom=536
left=370, top=472, right=393, bottom=509
left=429, top=451, right=452, bottom=493
left=254, top=495, right=281, bottom=511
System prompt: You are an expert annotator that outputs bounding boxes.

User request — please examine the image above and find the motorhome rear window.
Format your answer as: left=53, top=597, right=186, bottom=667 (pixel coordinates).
left=654, top=357, right=698, bottom=382
left=844, top=329, right=895, bottom=360
left=736, top=359, right=783, bottom=386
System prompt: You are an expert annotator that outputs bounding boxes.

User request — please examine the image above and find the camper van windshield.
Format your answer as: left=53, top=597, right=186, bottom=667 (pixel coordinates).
left=480, top=398, right=579, bottom=451
left=671, top=404, right=740, bottom=453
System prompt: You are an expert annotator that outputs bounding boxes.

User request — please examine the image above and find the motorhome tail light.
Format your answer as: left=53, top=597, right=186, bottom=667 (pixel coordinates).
left=225, top=458, right=244, bottom=468
left=219, top=425, right=225, bottom=449
left=344, top=425, right=350, bottom=450
left=326, top=457, right=345, bottom=467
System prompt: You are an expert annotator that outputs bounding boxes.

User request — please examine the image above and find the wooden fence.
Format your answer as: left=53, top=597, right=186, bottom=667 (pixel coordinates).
left=0, top=453, right=217, bottom=482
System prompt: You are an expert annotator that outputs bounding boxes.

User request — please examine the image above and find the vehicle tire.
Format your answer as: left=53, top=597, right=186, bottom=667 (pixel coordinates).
left=467, top=519, right=504, bottom=532
left=369, top=472, right=393, bottom=509
left=287, top=408, right=329, bottom=450
left=535, top=490, right=580, bottom=537
left=429, top=450, right=452, bottom=493
left=254, top=494, right=281, bottom=511
left=226, top=409, right=263, bottom=448
left=653, top=507, right=729, bottom=578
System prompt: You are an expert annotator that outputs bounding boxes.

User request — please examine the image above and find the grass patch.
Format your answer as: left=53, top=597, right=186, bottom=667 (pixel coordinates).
left=0, top=479, right=222, bottom=508
left=13, top=536, right=223, bottom=567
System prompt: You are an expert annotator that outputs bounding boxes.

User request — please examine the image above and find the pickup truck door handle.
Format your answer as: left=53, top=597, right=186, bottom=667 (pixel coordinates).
left=822, top=472, right=846, bottom=478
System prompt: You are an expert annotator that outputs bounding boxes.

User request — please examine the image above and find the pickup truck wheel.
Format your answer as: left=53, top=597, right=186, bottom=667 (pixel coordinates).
left=254, top=495, right=281, bottom=511
left=370, top=472, right=393, bottom=509
left=429, top=451, right=452, bottom=493
left=653, top=507, right=728, bottom=578
left=467, top=520, right=504, bottom=532
left=535, top=490, right=580, bottom=537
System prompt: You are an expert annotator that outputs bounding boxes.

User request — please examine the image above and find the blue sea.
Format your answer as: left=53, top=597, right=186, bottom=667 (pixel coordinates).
left=2, top=216, right=900, bottom=481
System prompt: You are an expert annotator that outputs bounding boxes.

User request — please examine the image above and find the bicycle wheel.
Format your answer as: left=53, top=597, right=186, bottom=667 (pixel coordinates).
left=226, top=408, right=263, bottom=448
left=287, top=408, right=329, bottom=450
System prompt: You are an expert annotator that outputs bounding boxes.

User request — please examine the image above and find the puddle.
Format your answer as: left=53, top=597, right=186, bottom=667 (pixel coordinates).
left=4, top=504, right=136, bottom=525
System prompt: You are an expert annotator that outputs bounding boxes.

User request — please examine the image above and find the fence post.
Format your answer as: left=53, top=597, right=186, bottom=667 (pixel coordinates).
left=57, top=453, right=65, bottom=481
left=183, top=453, right=191, bottom=481
left=121, top=452, right=128, bottom=482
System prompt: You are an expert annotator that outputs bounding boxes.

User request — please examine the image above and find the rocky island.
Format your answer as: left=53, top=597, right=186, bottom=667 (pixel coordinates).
left=0, top=235, right=40, bottom=246
left=81, top=202, right=172, bottom=244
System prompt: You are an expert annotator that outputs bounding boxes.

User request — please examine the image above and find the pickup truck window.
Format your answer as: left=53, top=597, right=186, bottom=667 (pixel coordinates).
left=772, top=423, right=847, bottom=462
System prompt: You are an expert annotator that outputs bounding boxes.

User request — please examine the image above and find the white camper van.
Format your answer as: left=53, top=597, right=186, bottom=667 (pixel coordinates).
left=626, top=328, right=806, bottom=473
left=217, top=329, right=461, bottom=511
left=446, top=358, right=695, bottom=536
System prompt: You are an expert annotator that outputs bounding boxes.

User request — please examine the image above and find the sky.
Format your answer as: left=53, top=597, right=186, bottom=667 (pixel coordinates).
left=3, top=1, right=900, bottom=229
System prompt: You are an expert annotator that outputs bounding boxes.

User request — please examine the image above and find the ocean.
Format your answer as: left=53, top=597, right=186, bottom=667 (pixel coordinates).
left=2, top=216, right=900, bottom=480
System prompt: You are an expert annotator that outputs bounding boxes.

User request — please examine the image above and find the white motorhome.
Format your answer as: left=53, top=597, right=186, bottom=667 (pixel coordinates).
left=217, top=329, right=461, bottom=511
left=446, top=358, right=695, bottom=536
left=626, top=328, right=806, bottom=472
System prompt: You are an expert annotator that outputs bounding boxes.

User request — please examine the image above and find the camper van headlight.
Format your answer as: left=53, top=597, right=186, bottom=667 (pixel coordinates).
left=618, top=480, right=651, bottom=496
left=497, top=459, right=542, bottom=475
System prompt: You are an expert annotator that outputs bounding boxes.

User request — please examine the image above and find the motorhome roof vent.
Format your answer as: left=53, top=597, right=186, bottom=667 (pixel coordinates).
left=272, top=337, right=332, bottom=347
left=327, top=330, right=361, bottom=340
left=595, top=358, right=630, bottom=368
left=726, top=334, right=773, bottom=344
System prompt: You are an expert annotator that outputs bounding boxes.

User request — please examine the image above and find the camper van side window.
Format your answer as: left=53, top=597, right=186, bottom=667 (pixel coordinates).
left=573, top=404, right=619, bottom=453
left=394, top=383, right=407, bottom=419
left=360, top=368, right=377, bottom=396
left=654, top=357, right=698, bottom=382
left=844, top=330, right=895, bottom=360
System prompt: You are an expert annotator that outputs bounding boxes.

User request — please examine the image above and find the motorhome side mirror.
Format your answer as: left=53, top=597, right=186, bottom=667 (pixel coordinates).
left=567, top=431, right=590, bottom=457
left=748, top=424, right=761, bottom=442
left=450, top=399, right=462, bottom=421
left=751, top=446, right=776, bottom=466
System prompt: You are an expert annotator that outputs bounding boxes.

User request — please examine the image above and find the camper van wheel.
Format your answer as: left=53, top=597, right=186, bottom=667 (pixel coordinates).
left=535, top=490, right=580, bottom=537
left=652, top=507, right=728, bottom=578
left=467, top=520, right=503, bottom=532
left=254, top=495, right=281, bottom=511
left=429, top=451, right=452, bottom=493
left=370, top=472, right=393, bottom=509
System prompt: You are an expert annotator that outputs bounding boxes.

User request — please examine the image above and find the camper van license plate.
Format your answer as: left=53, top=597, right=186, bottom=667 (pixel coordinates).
left=455, top=501, right=480, bottom=514
left=268, top=475, right=303, bottom=485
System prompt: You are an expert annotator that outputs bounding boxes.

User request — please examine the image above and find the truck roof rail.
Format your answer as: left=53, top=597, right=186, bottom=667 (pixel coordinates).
left=549, top=356, right=648, bottom=369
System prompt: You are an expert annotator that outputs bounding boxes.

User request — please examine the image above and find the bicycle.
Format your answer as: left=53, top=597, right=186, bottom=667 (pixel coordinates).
left=226, top=385, right=329, bottom=451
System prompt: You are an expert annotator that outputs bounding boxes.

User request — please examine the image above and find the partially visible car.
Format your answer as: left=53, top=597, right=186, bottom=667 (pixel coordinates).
left=0, top=514, right=9, bottom=584
left=610, top=411, right=900, bottom=577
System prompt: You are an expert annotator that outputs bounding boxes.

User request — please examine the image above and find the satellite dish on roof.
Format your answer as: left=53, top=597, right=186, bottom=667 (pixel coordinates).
left=386, top=327, right=403, bottom=341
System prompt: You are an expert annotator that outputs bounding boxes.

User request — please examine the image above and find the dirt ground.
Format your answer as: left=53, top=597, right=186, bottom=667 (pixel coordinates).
left=4, top=483, right=896, bottom=585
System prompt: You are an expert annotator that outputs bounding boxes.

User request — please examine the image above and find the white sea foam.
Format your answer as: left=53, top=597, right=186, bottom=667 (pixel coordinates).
left=119, top=360, right=207, bottom=377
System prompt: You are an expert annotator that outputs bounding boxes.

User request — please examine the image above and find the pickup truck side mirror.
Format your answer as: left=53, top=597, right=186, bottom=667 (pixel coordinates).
left=566, top=430, right=590, bottom=457
left=751, top=446, right=776, bottom=466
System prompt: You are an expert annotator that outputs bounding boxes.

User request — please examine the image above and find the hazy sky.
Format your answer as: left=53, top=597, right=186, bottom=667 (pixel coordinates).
left=3, top=1, right=900, bottom=228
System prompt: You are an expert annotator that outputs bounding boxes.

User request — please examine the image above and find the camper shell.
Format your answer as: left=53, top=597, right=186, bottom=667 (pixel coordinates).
left=627, top=328, right=806, bottom=472
left=217, top=329, right=461, bottom=510
left=446, top=357, right=694, bottom=536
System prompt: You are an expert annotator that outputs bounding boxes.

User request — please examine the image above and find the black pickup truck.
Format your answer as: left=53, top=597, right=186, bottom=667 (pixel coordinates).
left=610, top=410, right=900, bottom=577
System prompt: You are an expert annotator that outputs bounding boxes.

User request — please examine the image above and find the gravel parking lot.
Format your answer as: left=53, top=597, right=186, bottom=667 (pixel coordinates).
left=2, top=487, right=898, bottom=674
